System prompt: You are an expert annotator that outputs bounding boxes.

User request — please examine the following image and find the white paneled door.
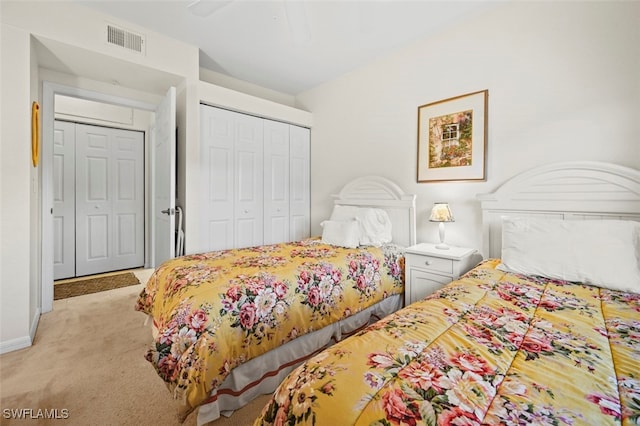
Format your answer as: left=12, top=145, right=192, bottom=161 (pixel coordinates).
left=263, top=120, right=290, bottom=245
left=200, top=104, right=310, bottom=252
left=53, top=121, right=76, bottom=280
left=76, top=124, right=144, bottom=277
left=151, top=87, right=176, bottom=267
left=234, top=113, right=264, bottom=249
left=201, top=106, right=235, bottom=251
left=53, top=121, right=144, bottom=279
left=200, top=105, right=263, bottom=251
left=289, top=125, right=311, bottom=242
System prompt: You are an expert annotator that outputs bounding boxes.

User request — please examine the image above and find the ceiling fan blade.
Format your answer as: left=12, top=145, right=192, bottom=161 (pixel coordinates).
left=187, top=0, right=233, bottom=17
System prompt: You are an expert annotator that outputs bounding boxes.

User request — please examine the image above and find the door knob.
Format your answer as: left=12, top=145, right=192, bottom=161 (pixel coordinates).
left=161, top=208, right=175, bottom=215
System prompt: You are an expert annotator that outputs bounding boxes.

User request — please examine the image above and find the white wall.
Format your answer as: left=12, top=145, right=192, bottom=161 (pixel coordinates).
left=297, top=1, right=640, bottom=255
left=200, top=67, right=297, bottom=108
left=1, top=23, right=33, bottom=352
left=29, top=31, right=41, bottom=342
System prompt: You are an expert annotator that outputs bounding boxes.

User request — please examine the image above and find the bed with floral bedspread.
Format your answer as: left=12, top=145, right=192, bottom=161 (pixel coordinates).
left=135, top=238, right=404, bottom=419
left=256, top=258, right=640, bottom=426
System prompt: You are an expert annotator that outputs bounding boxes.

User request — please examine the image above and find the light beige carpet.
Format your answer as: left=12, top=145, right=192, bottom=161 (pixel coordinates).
left=0, top=270, right=270, bottom=425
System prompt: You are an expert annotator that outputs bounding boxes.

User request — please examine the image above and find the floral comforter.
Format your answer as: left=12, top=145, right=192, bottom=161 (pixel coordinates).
left=256, top=259, right=640, bottom=426
left=135, top=239, right=404, bottom=415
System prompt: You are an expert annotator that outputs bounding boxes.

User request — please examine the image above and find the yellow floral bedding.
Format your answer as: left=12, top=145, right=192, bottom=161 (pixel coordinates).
left=256, top=259, right=640, bottom=426
left=134, top=239, right=404, bottom=415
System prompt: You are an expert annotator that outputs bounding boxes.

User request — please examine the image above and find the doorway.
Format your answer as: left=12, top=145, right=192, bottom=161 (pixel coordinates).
left=42, top=82, right=177, bottom=314
left=53, top=120, right=145, bottom=280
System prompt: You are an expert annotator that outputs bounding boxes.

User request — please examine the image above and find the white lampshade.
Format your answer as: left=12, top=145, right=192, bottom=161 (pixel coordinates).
left=429, top=203, right=454, bottom=223
left=429, top=203, right=454, bottom=249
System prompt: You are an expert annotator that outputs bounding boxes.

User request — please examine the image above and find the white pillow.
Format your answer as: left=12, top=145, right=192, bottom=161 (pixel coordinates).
left=329, top=205, right=360, bottom=221
left=356, top=208, right=393, bottom=247
left=320, top=219, right=360, bottom=249
left=497, top=217, right=640, bottom=293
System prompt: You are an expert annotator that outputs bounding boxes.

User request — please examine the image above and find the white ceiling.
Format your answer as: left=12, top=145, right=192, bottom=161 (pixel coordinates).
left=77, top=0, right=499, bottom=96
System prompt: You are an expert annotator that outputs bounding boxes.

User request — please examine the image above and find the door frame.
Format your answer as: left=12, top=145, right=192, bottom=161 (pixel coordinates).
left=41, top=82, right=157, bottom=313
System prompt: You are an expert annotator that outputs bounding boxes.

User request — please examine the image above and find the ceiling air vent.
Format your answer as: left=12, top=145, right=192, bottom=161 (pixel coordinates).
left=106, top=24, right=145, bottom=54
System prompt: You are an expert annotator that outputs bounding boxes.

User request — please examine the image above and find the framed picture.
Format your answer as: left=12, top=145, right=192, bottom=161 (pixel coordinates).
left=417, top=90, right=488, bottom=182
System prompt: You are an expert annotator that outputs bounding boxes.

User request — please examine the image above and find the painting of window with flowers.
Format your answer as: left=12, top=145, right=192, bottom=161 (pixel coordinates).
left=417, top=90, right=487, bottom=182
left=429, top=110, right=473, bottom=169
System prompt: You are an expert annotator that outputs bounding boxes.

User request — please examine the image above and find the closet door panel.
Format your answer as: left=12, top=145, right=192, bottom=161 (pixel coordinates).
left=207, top=147, right=233, bottom=251
left=235, top=149, right=262, bottom=248
left=201, top=105, right=235, bottom=251
left=75, top=125, right=144, bottom=276
left=111, top=128, right=144, bottom=269
left=234, top=113, right=263, bottom=249
left=53, top=121, right=76, bottom=280
left=200, top=105, right=310, bottom=251
left=289, top=125, right=311, bottom=241
left=76, top=125, right=112, bottom=276
left=264, top=120, right=290, bottom=245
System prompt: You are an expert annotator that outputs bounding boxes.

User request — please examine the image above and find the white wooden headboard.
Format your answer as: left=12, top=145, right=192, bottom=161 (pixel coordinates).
left=477, top=161, right=640, bottom=258
left=332, top=176, right=417, bottom=247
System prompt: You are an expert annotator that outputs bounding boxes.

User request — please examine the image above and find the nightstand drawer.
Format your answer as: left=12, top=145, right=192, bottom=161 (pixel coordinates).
left=405, top=253, right=453, bottom=274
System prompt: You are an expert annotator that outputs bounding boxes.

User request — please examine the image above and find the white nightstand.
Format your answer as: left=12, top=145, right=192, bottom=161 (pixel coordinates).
left=404, top=243, right=477, bottom=306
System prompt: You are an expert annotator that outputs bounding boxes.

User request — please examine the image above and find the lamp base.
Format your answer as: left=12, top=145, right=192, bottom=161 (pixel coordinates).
left=436, top=222, right=450, bottom=250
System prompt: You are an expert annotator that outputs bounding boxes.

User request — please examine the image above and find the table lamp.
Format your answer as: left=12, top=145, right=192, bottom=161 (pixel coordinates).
left=429, top=202, right=454, bottom=250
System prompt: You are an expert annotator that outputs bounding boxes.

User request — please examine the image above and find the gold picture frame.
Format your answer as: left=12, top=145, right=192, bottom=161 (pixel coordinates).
left=417, top=90, right=488, bottom=182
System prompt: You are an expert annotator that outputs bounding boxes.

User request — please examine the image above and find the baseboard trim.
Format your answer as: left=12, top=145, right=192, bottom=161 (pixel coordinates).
left=30, top=308, right=41, bottom=342
left=0, top=310, right=38, bottom=355
left=0, top=335, right=32, bottom=355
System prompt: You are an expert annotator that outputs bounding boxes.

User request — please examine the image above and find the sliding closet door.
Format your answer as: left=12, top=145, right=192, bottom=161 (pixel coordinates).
left=200, top=105, right=263, bottom=251
left=264, top=122, right=310, bottom=244
left=53, top=121, right=76, bottom=280
left=290, top=125, right=311, bottom=241
left=200, top=104, right=309, bottom=251
left=75, top=124, right=144, bottom=276
left=110, top=128, right=145, bottom=271
left=201, top=105, right=235, bottom=251
left=264, top=120, right=290, bottom=245
left=234, top=113, right=264, bottom=248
